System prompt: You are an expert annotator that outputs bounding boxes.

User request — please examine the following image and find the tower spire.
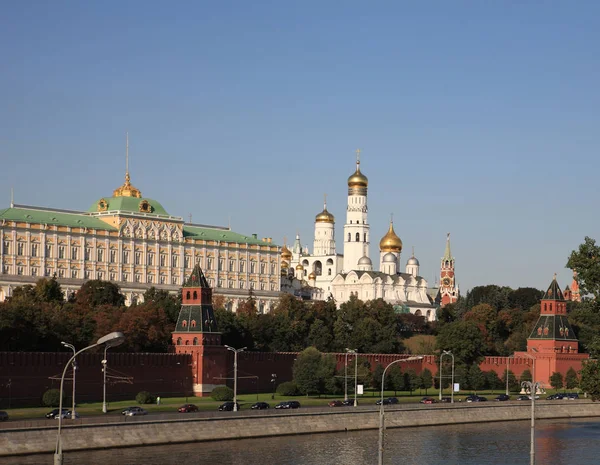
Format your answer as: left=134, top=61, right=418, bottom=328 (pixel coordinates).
left=126, top=131, right=129, bottom=175
left=324, top=193, right=327, bottom=209
left=356, top=148, right=361, bottom=168
left=444, top=233, right=452, bottom=260
left=10, top=187, right=14, bottom=208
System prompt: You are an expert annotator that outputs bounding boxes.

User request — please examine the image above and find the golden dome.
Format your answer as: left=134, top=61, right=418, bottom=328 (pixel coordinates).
left=315, top=207, right=335, bottom=223
left=281, top=260, right=289, bottom=268
left=113, top=172, right=142, bottom=198
left=379, top=221, right=402, bottom=253
left=348, top=163, right=368, bottom=188
left=308, top=272, right=316, bottom=280
left=295, top=264, right=304, bottom=270
left=281, top=245, right=292, bottom=260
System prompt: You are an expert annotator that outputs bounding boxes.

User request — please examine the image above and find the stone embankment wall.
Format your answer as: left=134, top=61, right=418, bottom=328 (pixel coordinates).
left=2, top=402, right=600, bottom=457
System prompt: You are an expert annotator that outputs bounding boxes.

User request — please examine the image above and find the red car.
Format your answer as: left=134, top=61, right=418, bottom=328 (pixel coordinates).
left=178, top=404, right=199, bottom=413
left=420, top=397, right=436, bottom=404
left=328, top=400, right=344, bottom=407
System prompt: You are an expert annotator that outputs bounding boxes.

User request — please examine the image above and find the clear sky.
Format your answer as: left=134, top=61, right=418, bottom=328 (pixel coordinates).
left=1, top=1, right=598, bottom=293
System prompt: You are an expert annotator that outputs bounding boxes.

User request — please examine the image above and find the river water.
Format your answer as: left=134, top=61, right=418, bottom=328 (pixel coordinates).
left=5, top=418, right=600, bottom=465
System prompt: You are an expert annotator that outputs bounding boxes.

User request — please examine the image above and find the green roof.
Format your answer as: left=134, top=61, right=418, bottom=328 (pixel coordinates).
left=87, top=196, right=170, bottom=216
left=183, top=224, right=275, bottom=246
left=0, top=206, right=116, bottom=230
left=528, top=314, right=577, bottom=341
left=542, top=277, right=565, bottom=301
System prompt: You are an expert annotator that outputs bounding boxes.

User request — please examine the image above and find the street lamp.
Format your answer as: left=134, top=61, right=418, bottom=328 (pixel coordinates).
left=55, top=331, right=124, bottom=465
left=102, top=336, right=123, bottom=414
left=271, top=373, right=277, bottom=400
left=61, top=342, right=77, bottom=419
left=225, top=345, right=246, bottom=412
left=521, top=349, right=538, bottom=465
left=441, top=350, right=455, bottom=404
left=505, top=355, right=513, bottom=396
left=378, top=356, right=423, bottom=465
left=345, top=348, right=357, bottom=404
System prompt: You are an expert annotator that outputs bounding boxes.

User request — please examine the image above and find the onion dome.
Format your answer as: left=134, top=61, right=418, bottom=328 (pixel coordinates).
left=358, top=256, right=372, bottom=266
left=348, top=165, right=368, bottom=188
left=379, top=221, right=402, bottom=253
left=407, top=256, right=419, bottom=266
left=281, top=260, right=289, bottom=269
left=308, top=271, right=316, bottom=280
left=295, top=264, right=304, bottom=271
left=281, top=244, right=292, bottom=260
left=315, top=207, right=335, bottom=224
left=383, top=252, right=396, bottom=263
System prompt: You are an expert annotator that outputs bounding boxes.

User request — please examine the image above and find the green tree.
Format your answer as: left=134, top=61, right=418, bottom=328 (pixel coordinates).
left=76, top=280, right=125, bottom=307
left=508, top=288, right=544, bottom=311
left=388, top=365, right=404, bottom=395
left=549, top=372, right=564, bottom=391
left=306, top=319, right=333, bottom=351
left=520, top=369, right=532, bottom=384
left=566, top=237, right=600, bottom=300
left=34, top=277, right=64, bottom=304
left=485, top=370, right=503, bottom=391
left=566, top=367, right=579, bottom=390
left=436, top=321, right=485, bottom=365
left=468, top=365, right=486, bottom=393
left=404, top=369, right=419, bottom=395
left=292, top=347, right=335, bottom=396
left=580, top=359, right=600, bottom=401
left=143, top=287, right=180, bottom=324
left=420, top=368, right=433, bottom=394
left=502, top=370, right=519, bottom=393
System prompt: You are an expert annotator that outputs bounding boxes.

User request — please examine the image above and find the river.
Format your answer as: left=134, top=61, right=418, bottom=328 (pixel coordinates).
left=4, top=418, right=600, bottom=464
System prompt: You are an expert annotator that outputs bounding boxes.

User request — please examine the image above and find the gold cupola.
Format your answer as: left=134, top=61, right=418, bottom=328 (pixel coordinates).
left=113, top=133, right=142, bottom=198
left=315, top=194, right=335, bottom=223
left=379, top=220, right=402, bottom=253
left=281, top=238, right=292, bottom=261
left=347, top=149, right=368, bottom=192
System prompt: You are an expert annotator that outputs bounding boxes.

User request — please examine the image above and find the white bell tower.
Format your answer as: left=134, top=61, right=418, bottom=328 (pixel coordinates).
left=343, top=150, right=370, bottom=272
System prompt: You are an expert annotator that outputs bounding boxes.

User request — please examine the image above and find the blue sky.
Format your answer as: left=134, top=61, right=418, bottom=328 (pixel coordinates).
left=1, top=1, right=599, bottom=292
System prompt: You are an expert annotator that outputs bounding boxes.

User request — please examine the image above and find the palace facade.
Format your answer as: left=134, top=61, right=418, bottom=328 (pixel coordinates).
left=0, top=170, right=281, bottom=312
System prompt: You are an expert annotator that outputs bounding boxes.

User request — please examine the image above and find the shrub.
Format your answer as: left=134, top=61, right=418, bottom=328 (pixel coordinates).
left=276, top=381, right=300, bottom=396
left=136, top=391, right=155, bottom=404
left=211, top=386, right=234, bottom=401
left=42, top=388, right=64, bottom=407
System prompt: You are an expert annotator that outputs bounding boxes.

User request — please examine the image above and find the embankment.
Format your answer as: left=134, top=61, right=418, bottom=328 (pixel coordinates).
left=1, top=402, right=599, bottom=457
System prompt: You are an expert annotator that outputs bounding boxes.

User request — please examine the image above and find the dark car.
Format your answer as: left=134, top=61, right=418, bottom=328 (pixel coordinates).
left=218, top=402, right=241, bottom=411
left=567, top=393, right=579, bottom=400
left=251, top=402, right=270, bottom=410
left=376, top=397, right=399, bottom=406
left=178, top=404, right=199, bottom=413
left=516, top=395, right=530, bottom=401
left=0, top=411, right=8, bottom=422
left=328, top=400, right=344, bottom=407
left=465, top=395, right=477, bottom=403
left=121, top=406, right=147, bottom=416
left=275, top=401, right=301, bottom=409
left=473, top=396, right=488, bottom=402
left=420, top=397, right=436, bottom=404
left=547, top=394, right=564, bottom=400
left=495, top=394, right=510, bottom=401
left=342, top=400, right=356, bottom=406
left=45, top=408, right=69, bottom=419
left=440, top=397, right=452, bottom=403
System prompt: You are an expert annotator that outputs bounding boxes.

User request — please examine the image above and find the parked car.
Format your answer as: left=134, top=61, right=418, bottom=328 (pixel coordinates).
left=420, top=397, right=436, bottom=404
left=251, top=402, right=270, bottom=410
left=440, top=397, right=452, bottom=403
left=218, top=402, right=241, bottom=411
left=178, top=404, right=199, bottom=413
left=274, top=401, right=301, bottom=409
left=0, top=411, right=8, bottom=421
left=121, top=407, right=147, bottom=416
left=516, top=395, right=530, bottom=401
left=466, top=395, right=487, bottom=402
left=342, top=400, right=356, bottom=406
left=328, top=400, right=344, bottom=407
left=376, top=397, right=399, bottom=406
left=46, top=408, right=69, bottom=419
left=55, top=411, right=80, bottom=420
left=567, top=393, right=579, bottom=400
left=547, top=394, right=564, bottom=400
left=495, top=395, right=510, bottom=401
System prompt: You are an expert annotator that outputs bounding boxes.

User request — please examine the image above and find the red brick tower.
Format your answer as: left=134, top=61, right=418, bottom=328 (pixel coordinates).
left=570, top=270, right=581, bottom=302
left=172, top=264, right=228, bottom=396
left=439, top=233, right=459, bottom=306
left=521, top=274, right=588, bottom=385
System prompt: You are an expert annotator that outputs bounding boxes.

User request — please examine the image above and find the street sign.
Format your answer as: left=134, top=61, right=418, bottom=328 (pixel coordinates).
left=453, top=383, right=460, bottom=392
left=357, top=384, right=364, bottom=395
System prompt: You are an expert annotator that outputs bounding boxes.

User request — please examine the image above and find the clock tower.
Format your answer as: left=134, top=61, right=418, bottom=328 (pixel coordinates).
left=439, top=233, right=459, bottom=306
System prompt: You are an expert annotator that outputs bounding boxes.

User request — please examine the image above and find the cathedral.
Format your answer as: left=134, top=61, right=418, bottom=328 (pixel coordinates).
left=282, top=153, right=459, bottom=321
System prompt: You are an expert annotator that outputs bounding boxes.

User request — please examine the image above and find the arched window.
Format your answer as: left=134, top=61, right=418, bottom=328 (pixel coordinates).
left=348, top=233, right=351, bottom=242
left=185, top=340, right=190, bottom=345
left=186, top=291, right=191, bottom=299
left=193, top=337, right=198, bottom=345
left=193, top=291, right=198, bottom=299
left=364, top=233, right=367, bottom=242
left=328, top=268, right=332, bottom=276
left=355, top=232, right=360, bottom=241
left=191, top=320, right=197, bottom=328
left=176, top=337, right=182, bottom=345
left=182, top=320, right=187, bottom=327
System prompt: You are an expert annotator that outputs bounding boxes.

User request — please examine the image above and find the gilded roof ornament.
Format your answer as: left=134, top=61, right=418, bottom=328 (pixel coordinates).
left=113, top=132, right=142, bottom=198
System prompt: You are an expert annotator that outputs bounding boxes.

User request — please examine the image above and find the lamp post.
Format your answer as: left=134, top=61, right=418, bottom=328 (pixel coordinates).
left=345, top=348, right=357, bottom=404
left=55, top=332, right=124, bottom=465
left=354, top=351, right=358, bottom=407
left=378, top=356, right=423, bottom=465
left=225, top=345, right=246, bottom=412
left=271, top=373, right=277, bottom=400
left=442, top=350, right=455, bottom=404
left=521, top=350, right=538, bottom=465
left=506, top=356, right=513, bottom=396
left=61, top=342, right=77, bottom=419
left=101, top=344, right=113, bottom=414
